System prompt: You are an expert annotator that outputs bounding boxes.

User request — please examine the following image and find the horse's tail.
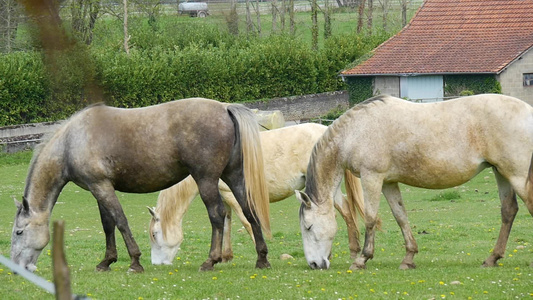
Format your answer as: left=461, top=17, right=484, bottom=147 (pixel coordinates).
left=226, top=104, right=271, bottom=238
left=344, top=170, right=382, bottom=233
left=344, top=170, right=363, bottom=239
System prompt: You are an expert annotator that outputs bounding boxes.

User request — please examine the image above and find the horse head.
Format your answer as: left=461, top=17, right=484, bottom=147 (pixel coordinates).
left=11, top=197, right=50, bottom=272
left=147, top=207, right=182, bottom=265
left=295, top=190, right=337, bottom=270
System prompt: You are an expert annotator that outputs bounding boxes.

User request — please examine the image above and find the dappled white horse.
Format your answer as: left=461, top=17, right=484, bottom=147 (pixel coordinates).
left=148, top=123, right=365, bottom=266
left=296, top=94, right=533, bottom=270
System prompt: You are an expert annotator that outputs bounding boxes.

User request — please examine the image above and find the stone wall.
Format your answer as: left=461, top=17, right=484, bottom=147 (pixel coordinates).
left=244, top=91, right=350, bottom=121
left=498, top=49, right=533, bottom=106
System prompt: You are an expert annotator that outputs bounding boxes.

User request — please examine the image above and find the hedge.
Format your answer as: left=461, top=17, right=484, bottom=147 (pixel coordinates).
left=0, top=30, right=388, bottom=126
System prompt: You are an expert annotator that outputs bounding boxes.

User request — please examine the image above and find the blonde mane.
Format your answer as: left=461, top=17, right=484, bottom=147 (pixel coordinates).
left=149, top=176, right=199, bottom=242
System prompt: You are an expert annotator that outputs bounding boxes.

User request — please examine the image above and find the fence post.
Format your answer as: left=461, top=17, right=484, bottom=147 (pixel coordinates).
left=52, top=220, right=72, bottom=300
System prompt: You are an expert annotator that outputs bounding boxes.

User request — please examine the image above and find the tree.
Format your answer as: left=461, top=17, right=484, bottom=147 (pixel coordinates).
left=226, top=0, right=239, bottom=35
left=271, top=0, right=278, bottom=33
left=70, top=0, right=100, bottom=45
left=323, top=0, right=331, bottom=39
left=357, top=0, right=365, bottom=33
left=366, top=0, right=373, bottom=34
left=311, top=0, right=318, bottom=50
left=100, top=0, right=130, bottom=53
left=122, top=0, right=129, bottom=54
left=377, top=0, right=391, bottom=31
left=399, top=0, right=410, bottom=27
left=0, top=0, right=20, bottom=52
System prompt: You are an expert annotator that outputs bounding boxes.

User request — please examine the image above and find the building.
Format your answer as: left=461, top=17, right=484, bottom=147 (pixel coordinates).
left=341, top=0, right=533, bottom=105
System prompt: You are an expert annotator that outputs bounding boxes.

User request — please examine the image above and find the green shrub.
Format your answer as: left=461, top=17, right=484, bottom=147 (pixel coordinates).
left=0, top=52, right=49, bottom=126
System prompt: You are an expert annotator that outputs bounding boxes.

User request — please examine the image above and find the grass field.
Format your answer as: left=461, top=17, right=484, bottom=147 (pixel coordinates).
left=0, top=149, right=532, bottom=299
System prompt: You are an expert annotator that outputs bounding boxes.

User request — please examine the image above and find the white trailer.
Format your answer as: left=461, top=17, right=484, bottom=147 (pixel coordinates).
left=178, top=2, right=209, bottom=17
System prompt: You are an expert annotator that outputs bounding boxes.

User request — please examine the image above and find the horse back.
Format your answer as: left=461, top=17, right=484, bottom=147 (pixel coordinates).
left=60, top=98, right=236, bottom=192
left=260, top=123, right=327, bottom=201
left=337, top=94, right=533, bottom=188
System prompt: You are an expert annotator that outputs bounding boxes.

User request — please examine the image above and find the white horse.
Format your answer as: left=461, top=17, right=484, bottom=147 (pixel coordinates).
left=148, top=123, right=365, bottom=266
left=296, top=94, right=533, bottom=270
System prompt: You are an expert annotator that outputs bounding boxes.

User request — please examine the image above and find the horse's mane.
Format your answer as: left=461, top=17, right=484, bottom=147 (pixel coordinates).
left=305, top=95, right=389, bottom=204
left=149, top=177, right=199, bottom=242
left=24, top=103, right=107, bottom=203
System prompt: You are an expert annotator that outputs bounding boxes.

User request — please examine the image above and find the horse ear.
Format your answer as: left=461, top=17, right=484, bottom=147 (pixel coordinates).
left=14, top=197, right=22, bottom=209
left=14, top=196, right=30, bottom=214
left=22, top=196, right=30, bottom=212
left=295, top=190, right=312, bottom=208
left=147, top=206, right=156, bottom=218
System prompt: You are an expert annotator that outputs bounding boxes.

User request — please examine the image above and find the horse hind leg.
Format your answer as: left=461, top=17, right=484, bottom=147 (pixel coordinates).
left=196, top=178, right=227, bottom=271
left=221, top=169, right=270, bottom=269
left=482, top=169, right=518, bottom=267
left=382, top=182, right=418, bottom=270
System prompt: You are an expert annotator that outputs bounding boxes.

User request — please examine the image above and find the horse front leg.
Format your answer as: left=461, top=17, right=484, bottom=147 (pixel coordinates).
left=482, top=171, right=518, bottom=267
left=96, top=203, right=118, bottom=271
left=351, top=174, right=383, bottom=270
left=197, top=179, right=226, bottom=271
left=92, top=183, right=144, bottom=273
left=382, top=183, right=418, bottom=270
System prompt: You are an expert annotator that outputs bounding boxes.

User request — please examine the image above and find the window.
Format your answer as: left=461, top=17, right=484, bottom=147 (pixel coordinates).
left=523, top=73, right=533, bottom=86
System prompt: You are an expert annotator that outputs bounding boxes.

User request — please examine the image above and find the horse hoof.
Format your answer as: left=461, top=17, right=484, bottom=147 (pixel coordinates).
left=221, top=256, right=234, bottom=263
left=349, top=262, right=366, bottom=271
left=128, top=265, right=144, bottom=273
left=399, top=263, right=416, bottom=270
left=256, top=260, right=271, bottom=269
left=95, top=265, right=111, bottom=272
left=200, top=263, right=215, bottom=271
left=481, top=261, right=496, bottom=268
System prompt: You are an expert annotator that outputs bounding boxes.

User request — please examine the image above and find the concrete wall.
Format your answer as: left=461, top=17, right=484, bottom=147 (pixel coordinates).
left=498, top=49, right=533, bottom=106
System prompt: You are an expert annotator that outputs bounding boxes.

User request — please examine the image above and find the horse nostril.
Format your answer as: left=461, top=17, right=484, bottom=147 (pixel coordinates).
left=310, top=262, right=318, bottom=269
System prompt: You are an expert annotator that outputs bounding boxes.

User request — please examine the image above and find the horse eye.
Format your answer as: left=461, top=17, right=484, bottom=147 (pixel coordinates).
left=306, top=224, right=313, bottom=231
left=16, top=230, right=23, bottom=236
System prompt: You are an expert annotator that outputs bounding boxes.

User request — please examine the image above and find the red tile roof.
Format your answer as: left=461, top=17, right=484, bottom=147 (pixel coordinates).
left=342, top=0, right=533, bottom=76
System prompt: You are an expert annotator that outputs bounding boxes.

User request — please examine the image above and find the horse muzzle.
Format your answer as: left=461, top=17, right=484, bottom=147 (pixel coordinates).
left=308, top=258, right=330, bottom=270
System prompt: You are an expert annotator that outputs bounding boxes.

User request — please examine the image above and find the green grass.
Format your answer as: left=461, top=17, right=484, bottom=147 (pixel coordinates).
left=0, top=151, right=532, bottom=299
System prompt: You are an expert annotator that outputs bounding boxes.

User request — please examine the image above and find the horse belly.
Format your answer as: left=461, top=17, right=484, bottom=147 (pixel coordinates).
left=389, top=159, right=489, bottom=189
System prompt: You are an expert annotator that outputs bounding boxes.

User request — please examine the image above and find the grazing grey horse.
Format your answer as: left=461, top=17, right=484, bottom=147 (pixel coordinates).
left=11, top=98, right=270, bottom=273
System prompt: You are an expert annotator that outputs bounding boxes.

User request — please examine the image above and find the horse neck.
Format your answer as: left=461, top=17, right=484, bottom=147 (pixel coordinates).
left=24, top=147, right=66, bottom=214
left=157, top=176, right=199, bottom=239
left=306, top=130, right=344, bottom=208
